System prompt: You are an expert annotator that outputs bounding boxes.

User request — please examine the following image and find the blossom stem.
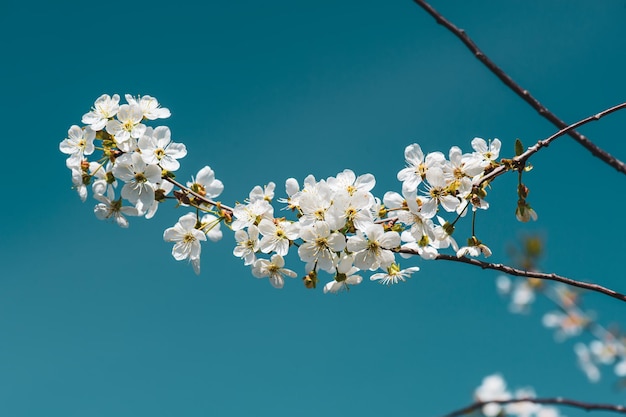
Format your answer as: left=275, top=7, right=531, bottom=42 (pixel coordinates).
left=471, top=209, right=476, bottom=236
left=440, top=397, right=626, bottom=417
left=450, top=201, right=470, bottom=228
left=412, top=0, right=626, bottom=175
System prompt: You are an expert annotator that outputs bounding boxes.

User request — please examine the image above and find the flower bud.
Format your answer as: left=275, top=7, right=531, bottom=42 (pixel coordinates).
left=303, top=270, right=318, bottom=289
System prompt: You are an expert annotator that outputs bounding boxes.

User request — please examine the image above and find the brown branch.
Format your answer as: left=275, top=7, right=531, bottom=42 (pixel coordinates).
left=399, top=249, right=626, bottom=303
left=163, top=176, right=234, bottom=215
left=412, top=0, right=626, bottom=175
left=442, top=397, right=626, bottom=417
left=478, top=102, right=626, bottom=186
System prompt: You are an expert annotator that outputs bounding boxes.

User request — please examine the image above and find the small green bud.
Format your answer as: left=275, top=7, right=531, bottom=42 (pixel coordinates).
left=515, top=139, right=524, bottom=156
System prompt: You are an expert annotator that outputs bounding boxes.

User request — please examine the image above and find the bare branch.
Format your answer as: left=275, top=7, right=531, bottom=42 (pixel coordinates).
left=398, top=248, right=626, bottom=303
left=442, top=397, right=626, bottom=417
left=478, top=102, right=626, bottom=186
left=412, top=0, right=626, bottom=175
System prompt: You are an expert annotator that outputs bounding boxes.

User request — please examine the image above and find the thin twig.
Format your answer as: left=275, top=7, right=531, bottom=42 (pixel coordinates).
left=398, top=249, right=626, bottom=303
left=442, top=397, right=626, bottom=417
left=412, top=0, right=626, bottom=175
left=478, top=102, right=626, bottom=186
left=163, top=176, right=234, bottom=214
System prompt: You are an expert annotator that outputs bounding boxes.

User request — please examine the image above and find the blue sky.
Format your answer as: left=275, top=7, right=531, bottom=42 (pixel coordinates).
left=1, top=1, right=626, bottom=416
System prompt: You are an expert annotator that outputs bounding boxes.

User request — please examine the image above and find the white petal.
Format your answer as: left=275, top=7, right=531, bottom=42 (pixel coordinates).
left=471, top=137, right=488, bottom=153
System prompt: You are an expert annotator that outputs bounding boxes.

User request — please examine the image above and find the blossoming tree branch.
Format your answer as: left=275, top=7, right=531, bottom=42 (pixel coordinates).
left=59, top=94, right=626, bottom=298
left=59, top=1, right=626, bottom=416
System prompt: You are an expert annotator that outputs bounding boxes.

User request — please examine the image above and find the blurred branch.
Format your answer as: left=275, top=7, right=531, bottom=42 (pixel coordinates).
left=412, top=0, right=626, bottom=175
left=396, top=250, right=626, bottom=303
left=441, top=397, right=626, bottom=417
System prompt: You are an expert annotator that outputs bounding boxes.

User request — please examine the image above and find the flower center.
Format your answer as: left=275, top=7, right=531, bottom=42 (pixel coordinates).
left=268, top=264, right=280, bottom=274
left=123, top=120, right=134, bottom=132
left=314, top=237, right=329, bottom=250
left=367, top=240, right=380, bottom=253
left=182, top=233, right=196, bottom=244
left=429, top=187, right=443, bottom=199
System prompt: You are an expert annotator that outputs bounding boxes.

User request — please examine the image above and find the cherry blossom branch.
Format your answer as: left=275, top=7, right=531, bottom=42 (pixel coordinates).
left=441, top=397, right=626, bottom=417
left=163, top=176, right=234, bottom=215
left=412, top=0, right=626, bottom=175
left=397, top=249, right=626, bottom=303
left=478, top=102, right=626, bottom=186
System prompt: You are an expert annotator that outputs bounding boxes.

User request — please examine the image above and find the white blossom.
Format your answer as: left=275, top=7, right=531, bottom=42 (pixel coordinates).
left=249, top=182, right=276, bottom=202
left=233, top=225, right=260, bottom=265
left=370, top=263, right=419, bottom=285
left=81, top=93, right=120, bottom=130
left=471, top=137, right=501, bottom=166
left=251, top=254, right=297, bottom=289
left=397, top=143, right=445, bottom=193
left=138, top=126, right=187, bottom=171
left=93, top=188, right=139, bottom=228
left=474, top=374, right=511, bottom=417
left=59, top=125, right=95, bottom=167
left=574, top=343, right=600, bottom=382
left=125, top=94, right=171, bottom=120
left=112, top=152, right=161, bottom=213
left=298, top=221, right=346, bottom=272
left=231, top=200, right=274, bottom=231
left=323, top=254, right=362, bottom=293
left=258, top=218, right=299, bottom=256
left=347, top=224, right=400, bottom=270
left=163, top=213, right=207, bottom=275
left=187, top=166, right=224, bottom=199
left=105, top=103, right=146, bottom=150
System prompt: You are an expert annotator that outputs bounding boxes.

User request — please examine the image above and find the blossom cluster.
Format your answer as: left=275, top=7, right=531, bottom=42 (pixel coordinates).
left=60, top=94, right=180, bottom=220
left=59, top=94, right=225, bottom=273
left=227, top=137, right=506, bottom=292
left=475, top=374, right=562, bottom=417
left=62, top=94, right=525, bottom=291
